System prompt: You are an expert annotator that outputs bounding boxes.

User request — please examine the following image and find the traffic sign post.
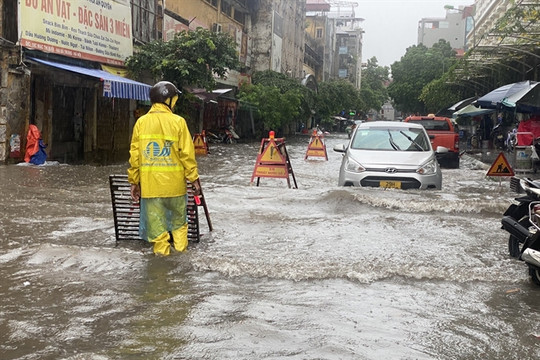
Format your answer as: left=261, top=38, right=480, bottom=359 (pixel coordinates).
left=487, top=152, right=515, bottom=188
left=304, top=130, right=328, bottom=160
left=193, top=130, right=209, bottom=155
left=486, top=152, right=515, bottom=177
left=250, top=131, right=298, bottom=188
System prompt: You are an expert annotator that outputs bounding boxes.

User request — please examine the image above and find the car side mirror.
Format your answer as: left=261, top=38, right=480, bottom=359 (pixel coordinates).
left=333, top=144, right=346, bottom=153
left=436, top=146, right=449, bottom=153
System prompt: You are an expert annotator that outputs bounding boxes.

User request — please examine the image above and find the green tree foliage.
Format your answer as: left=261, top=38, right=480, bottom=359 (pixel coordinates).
left=359, top=57, right=389, bottom=113
left=316, top=79, right=359, bottom=121
left=420, top=76, right=461, bottom=114
left=388, top=40, right=456, bottom=114
left=125, top=28, right=239, bottom=91
left=252, top=70, right=315, bottom=123
left=493, top=1, right=540, bottom=41
left=237, top=71, right=304, bottom=132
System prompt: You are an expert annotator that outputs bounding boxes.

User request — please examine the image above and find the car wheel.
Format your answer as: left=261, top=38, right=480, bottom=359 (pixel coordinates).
left=529, top=266, right=540, bottom=286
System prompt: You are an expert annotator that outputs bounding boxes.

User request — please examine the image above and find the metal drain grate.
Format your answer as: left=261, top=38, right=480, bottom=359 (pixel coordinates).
left=109, top=174, right=212, bottom=245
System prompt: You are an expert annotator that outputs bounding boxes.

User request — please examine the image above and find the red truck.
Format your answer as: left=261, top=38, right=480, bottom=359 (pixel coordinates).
left=404, top=115, right=460, bottom=168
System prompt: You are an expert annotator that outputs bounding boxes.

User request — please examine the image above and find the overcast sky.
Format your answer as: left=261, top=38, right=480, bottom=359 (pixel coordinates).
left=354, top=0, right=471, bottom=67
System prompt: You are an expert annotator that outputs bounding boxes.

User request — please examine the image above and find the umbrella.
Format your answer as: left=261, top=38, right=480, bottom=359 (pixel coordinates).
left=503, top=83, right=540, bottom=113
left=435, top=96, right=477, bottom=117
left=453, top=104, right=495, bottom=118
left=476, top=80, right=539, bottom=110
left=448, top=96, right=477, bottom=111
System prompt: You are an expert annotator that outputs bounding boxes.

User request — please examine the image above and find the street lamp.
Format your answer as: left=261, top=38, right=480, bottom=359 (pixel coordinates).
left=444, top=4, right=476, bottom=51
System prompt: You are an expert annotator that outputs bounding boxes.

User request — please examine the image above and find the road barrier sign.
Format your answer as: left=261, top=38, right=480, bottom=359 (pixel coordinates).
left=250, top=131, right=298, bottom=188
left=304, top=130, right=328, bottom=160
left=487, top=152, right=515, bottom=177
left=193, top=131, right=209, bottom=155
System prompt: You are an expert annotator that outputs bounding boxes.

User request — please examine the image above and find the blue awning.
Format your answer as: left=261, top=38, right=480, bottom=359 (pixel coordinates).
left=28, top=57, right=151, bottom=101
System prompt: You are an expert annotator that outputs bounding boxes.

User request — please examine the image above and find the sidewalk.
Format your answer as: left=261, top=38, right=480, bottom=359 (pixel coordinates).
left=464, top=148, right=539, bottom=179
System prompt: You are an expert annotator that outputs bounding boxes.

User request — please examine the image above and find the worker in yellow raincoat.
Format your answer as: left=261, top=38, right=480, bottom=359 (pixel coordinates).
left=128, top=81, right=201, bottom=256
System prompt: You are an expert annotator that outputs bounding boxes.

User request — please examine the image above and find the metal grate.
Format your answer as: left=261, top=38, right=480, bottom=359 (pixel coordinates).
left=109, top=174, right=212, bottom=245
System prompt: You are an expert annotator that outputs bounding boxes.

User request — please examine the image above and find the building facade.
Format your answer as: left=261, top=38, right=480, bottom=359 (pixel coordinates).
left=0, top=1, right=160, bottom=164
left=418, top=9, right=467, bottom=52
left=305, top=0, right=363, bottom=89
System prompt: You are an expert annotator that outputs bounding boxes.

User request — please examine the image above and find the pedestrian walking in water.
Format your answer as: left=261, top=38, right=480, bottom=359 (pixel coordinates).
left=128, top=81, right=201, bottom=256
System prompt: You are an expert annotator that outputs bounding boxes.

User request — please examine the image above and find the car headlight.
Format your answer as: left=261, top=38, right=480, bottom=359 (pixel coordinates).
left=417, top=158, right=438, bottom=175
left=345, top=157, right=365, bottom=173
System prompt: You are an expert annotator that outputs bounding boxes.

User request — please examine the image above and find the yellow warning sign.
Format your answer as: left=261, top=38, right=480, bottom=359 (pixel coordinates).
left=310, top=137, right=324, bottom=149
left=304, top=133, right=328, bottom=160
left=486, top=152, right=515, bottom=177
left=306, top=149, right=327, bottom=157
left=254, top=165, right=288, bottom=177
left=194, top=136, right=205, bottom=147
left=193, top=132, right=208, bottom=155
left=250, top=133, right=298, bottom=188
left=259, top=141, right=285, bottom=163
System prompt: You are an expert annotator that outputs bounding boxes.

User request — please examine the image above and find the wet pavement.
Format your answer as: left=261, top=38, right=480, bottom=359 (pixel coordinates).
left=1, top=133, right=540, bottom=359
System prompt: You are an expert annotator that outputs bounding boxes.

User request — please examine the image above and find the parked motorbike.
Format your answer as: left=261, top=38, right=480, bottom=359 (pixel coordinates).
left=502, top=177, right=540, bottom=258
left=501, top=196, right=540, bottom=285
left=207, top=126, right=240, bottom=144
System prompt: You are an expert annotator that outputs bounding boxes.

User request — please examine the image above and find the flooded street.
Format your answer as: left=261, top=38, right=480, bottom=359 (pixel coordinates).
left=1, top=133, right=540, bottom=359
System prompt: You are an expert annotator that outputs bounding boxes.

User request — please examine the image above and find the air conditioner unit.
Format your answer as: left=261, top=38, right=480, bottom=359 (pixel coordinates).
left=212, top=23, right=222, bottom=33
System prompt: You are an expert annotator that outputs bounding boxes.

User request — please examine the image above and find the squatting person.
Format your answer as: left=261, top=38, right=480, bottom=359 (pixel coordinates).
left=128, top=81, right=201, bottom=256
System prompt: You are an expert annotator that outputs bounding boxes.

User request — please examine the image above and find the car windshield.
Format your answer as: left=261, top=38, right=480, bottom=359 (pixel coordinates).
left=407, top=119, right=450, bottom=131
left=351, top=127, right=431, bottom=151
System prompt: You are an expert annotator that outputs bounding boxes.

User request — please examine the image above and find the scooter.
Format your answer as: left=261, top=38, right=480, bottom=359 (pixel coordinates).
left=502, top=177, right=540, bottom=258
left=206, top=126, right=240, bottom=144
left=501, top=199, right=540, bottom=285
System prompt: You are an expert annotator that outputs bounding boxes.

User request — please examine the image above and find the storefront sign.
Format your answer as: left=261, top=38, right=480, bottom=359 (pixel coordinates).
left=19, top=0, right=133, bottom=66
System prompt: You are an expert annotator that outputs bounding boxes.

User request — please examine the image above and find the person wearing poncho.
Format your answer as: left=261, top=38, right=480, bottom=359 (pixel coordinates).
left=128, top=81, right=201, bottom=256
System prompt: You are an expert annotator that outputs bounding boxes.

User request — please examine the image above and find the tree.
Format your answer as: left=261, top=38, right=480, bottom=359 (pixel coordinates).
left=237, top=71, right=306, bottom=133
left=125, top=28, right=240, bottom=91
left=237, top=83, right=302, bottom=133
left=388, top=40, right=457, bottom=114
left=359, top=57, right=389, bottom=113
left=316, top=79, right=359, bottom=122
left=252, top=70, right=315, bottom=124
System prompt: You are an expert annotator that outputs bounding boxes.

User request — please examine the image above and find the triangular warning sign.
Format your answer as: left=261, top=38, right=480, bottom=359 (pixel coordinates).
left=259, top=140, right=285, bottom=163
left=304, top=133, right=328, bottom=160
left=310, top=137, right=324, bottom=150
left=192, top=133, right=208, bottom=155
left=194, top=135, right=205, bottom=147
left=487, top=152, right=515, bottom=177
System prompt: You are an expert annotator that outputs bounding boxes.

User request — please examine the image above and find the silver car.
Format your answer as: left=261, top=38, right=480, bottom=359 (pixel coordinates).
left=334, top=121, right=443, bottom=190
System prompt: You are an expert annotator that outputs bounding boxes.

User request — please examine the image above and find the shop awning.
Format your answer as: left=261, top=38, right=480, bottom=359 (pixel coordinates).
left=27, top=57, right=151, bottom=101
left=186, top=87, right=234, bottom=103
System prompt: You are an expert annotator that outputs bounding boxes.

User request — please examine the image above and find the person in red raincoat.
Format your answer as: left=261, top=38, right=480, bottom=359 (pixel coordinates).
left=24, top=125, right=47, bottom=165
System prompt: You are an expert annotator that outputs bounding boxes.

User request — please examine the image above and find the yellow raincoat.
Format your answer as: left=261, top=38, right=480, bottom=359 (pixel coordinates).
left=128, top=103, right=199, bottom=255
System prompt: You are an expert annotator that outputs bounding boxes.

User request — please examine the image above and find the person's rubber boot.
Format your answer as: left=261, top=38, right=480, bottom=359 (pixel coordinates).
left=171, top=224, right=189, bottom=252
left=150, top=232, right=171, bottom=256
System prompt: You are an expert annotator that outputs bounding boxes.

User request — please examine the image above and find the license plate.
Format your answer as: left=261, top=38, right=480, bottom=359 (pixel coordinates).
left=380, top=180, right=401, bottom=189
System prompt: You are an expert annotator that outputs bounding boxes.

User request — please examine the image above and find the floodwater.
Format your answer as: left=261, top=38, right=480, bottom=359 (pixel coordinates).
left=1, top=133, right=539, bottom=360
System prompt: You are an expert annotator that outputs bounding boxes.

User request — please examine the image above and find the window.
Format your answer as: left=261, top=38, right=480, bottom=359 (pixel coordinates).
left=131, top=0, right=162, bottom=43
left=3, top=0, right=17, bottom=42
left=204, top=0, right=218, bottom=7
left=221, top=1, right=232, bottom=17
left=234, top=10, right=245, bottom=25
left=352, top=128, right=429, bottom=151
left=316, top=28, right=323, bottom=38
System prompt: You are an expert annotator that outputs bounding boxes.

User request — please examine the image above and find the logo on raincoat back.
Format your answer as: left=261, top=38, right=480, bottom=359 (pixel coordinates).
left=144, top=140, right=173, bottom=161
